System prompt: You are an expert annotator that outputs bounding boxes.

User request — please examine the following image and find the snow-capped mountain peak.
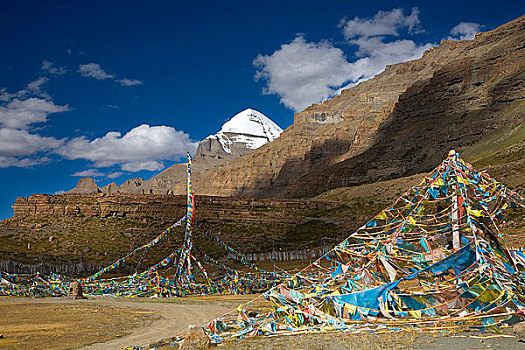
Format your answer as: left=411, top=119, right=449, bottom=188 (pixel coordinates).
left=220, top=108, right=282, bottom=141
left=197, top=108, right=283, bottom=159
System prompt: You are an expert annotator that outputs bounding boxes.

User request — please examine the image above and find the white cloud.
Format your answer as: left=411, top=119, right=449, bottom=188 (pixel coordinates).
left=0, top=156, right=50, bottom=168
left=42, top=60, right=66, bottom=75
left=341, top=7, right=422, bottom=40
left=59, top=124, right=198, bottom=172
left=347, top=37, right=432, bottom=77
left=78, top=63, right=143, bottom=87
left=26, top=77, right=51, bottom=99
left=78, top=63, right=114, bottom=80
left=1, top=77, right=52, bottom=101
left=0, top=81, right=68, bottom=168
left=254, top=37, right=355, bottom=112
left=117, top=78, right=142, bottom=86
left=447, top=22, right=481, bottom=40
left=0, top=97, right=70, bottom=129
left=72, top=169, right=106, bottom=178
left=0, top=127, right=61, bottom=168
left=254, top=8, right=433, bottom=112
left=0, top=88, right=21, bottom=102
left=0, top=80, right=194, bottom=172
left=99, top=104, right=121, bottom=112
left=120, top=160, right=164, bottom=172
left=72, top=169, right=124, bottom=179
left=54, top=190, right=66, bottom=195
left=107, top=171, right=124, bottom=179
left=0, top=128, right=63, bottom=157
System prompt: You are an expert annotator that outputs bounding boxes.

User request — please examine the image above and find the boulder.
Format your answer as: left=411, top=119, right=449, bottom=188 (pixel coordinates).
left=68, top=281, right=87, bottom=299
left=179, top=325, right=209, bottom=350
left=514, top=321, right=525, bottom=342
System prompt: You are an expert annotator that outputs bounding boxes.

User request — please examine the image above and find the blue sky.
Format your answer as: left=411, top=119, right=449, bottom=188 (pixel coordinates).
left=0, top=0, right=523, bottom=219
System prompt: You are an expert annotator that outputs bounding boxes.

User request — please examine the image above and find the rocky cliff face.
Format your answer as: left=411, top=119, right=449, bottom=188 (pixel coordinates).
left=187, top=15, right=525, bottom=198
left=11, top=193, right=341, bottom=222
left=3, top=192, right=365, bottom=262
left=285, top=17, right=525, bottom=197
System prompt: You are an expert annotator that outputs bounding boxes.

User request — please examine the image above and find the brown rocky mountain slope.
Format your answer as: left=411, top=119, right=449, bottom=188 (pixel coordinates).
left=0, top=189, right=386, bottom=264
left=190, top=15, right=524, bottom=198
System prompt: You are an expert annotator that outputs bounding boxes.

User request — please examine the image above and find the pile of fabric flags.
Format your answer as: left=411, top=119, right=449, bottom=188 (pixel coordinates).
left=203, top=150, right=525, bottom=343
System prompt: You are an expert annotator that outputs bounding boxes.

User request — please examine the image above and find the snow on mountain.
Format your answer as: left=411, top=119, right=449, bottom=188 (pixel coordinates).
left=203, top=108, right=283, bottom=154
left=220, top=108, right=282, bottom=140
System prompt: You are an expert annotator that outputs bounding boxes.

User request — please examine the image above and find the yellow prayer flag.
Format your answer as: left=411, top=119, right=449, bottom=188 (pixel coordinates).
left=377, top=211, right=387, bottom=220
left=467, top=207, right=483, bottom=217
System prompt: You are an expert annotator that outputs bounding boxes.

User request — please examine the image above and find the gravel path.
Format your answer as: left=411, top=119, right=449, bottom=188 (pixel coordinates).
left=80, top=298, right=236, bottom=349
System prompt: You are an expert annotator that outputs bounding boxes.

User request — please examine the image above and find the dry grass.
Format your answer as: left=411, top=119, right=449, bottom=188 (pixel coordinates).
left=219, top=330, right=425, bottom=350
left=0, top=301, right=156, bottom=349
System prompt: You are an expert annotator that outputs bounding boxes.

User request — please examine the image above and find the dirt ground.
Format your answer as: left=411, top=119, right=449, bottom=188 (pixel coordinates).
left=1, top=296, right=525, bottom=350
left=217, top=330, right=525, bottom=350
left=0, top=295, right=249, bottom=350
left=0, top=300, right=156, bottom=349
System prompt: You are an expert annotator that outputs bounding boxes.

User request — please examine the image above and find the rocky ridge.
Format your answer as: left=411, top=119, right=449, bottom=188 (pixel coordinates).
left=2, top=192, right=367, bottom=262
left=190, top=15, right=525, bottom=198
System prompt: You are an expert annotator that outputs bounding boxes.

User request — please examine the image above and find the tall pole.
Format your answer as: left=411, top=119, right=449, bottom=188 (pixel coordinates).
left=176, top=153, right=195, bottom=281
